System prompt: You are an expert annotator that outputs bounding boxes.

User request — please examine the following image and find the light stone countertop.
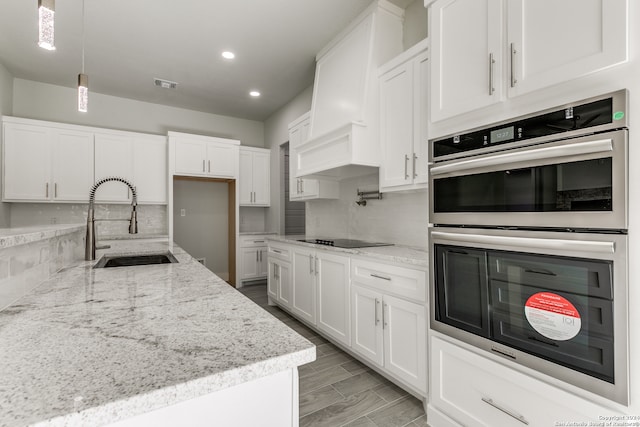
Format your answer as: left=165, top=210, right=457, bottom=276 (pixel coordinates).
left=267, top=235, right=428, bottom=268
left=0, top=224, right=85, bottom=249
left=0, top=240, right=315, bottom=427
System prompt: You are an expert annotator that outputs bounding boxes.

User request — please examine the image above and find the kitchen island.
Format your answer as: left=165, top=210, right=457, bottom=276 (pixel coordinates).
left=0, top=238, right=315, bottom=427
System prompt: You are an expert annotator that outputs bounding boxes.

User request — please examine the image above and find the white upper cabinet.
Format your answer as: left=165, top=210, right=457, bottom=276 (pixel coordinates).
left=288, top=112, right=338, bottom=201
left=170, top=132, right=239, bottom=179
left=379, top=39, right=429, bottom=192
left=430, top=0, right=503, bottom=122
left=506, top=0, right=628, bottom=98
left=429, top=0, right=628, bottom=122
left=94, top=133, right=135, bottom=203
left=239, top=147, right=270, bottom=207
left=3, top=119, right=94, bottom=202
left=133, top=135, right=167, bottom=204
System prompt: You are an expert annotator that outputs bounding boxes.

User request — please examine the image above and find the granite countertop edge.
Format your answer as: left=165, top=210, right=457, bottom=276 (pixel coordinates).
left=0, top=224, right=85, bottom=250
left=266, top=235, right=429, bottom=268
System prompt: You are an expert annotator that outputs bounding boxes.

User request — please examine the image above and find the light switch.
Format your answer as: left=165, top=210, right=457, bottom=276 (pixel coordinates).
left=180, top=209, right=186, bottom=217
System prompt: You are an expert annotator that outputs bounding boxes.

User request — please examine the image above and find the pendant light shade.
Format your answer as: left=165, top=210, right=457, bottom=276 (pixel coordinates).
left=78, top=73, right=88, bottom=112
left=37, top=0, right=55, bottom=50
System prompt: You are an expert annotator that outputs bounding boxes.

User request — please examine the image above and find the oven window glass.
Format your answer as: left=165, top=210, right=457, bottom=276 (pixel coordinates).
left=434, top=158, right=612, bottom=213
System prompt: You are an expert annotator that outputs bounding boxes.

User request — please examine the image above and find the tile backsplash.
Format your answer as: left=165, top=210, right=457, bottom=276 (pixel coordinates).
left=9, top=203, right=167, bottom=237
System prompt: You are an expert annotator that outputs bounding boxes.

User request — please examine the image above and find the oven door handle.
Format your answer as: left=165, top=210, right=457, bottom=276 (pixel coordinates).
left=430, top=138, right=613, bottom=176
left=431, top=231, right=615, bottom=255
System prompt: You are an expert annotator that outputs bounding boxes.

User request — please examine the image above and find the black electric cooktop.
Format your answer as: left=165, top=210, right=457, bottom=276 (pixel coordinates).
left=297, top=238, right=393, bottom=248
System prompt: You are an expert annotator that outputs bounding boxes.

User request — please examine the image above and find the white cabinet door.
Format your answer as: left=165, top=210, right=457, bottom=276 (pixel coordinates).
left=52, top=128, right=94, bottom=201
left=206, top=141, right=237, bottom=178
left=94, top=133, right=134, bottom=202
left=430, top=0, right=503, bottom=121
left=507, top=0, right=628, bottom=98
left=251, top=151, right=270, bottom=205
left=133, top=136, right=167, bottom=204
left=258, top=248, right=269, bottom=277
left=267, top=259, right=279, bottom=301
left=239, top=150, right=253, bottom=205
left=277, top=260, right=293, bottom=310
left=241, top=248, right=260, bottom=281
left=174, top=137, right=207, bottom=176
left=316, top=251, right=351, bottom=347
left=379, top=61, right=414, bottom=189
left=292, top=247, right=316, bottom=325
left=383, top=295, right=426, bottom=394
left=3, top=123, right=51, bottom=200
left=413, top=51, right=429, bottom=185
left=351, top=284, right=384, bottom=367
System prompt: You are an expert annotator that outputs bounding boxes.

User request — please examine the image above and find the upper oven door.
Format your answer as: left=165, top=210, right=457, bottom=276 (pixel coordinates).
left=429, top=129, right=628, bottom=230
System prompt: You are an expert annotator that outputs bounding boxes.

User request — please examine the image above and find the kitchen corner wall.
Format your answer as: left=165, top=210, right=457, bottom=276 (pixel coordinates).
left=306, top=173, right=429, bottom=249
left=0, top=62, right=14, bottom=228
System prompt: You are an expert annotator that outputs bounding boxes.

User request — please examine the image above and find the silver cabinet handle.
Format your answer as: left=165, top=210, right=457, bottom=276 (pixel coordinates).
left=54, top=183, right=57, bottom=198
left=510, top=43, right=517, bottom=88
left=296, top=179, right=300, bottom=194
left=272, top=249, right=282, bottom=254
left=208, top=160, right=211, bottom=173
left=309, top=254, right=314, bottom=274
left=404, top=154, right=409, bottom=179
left=383, top=302, right=388, bottom=328
left=45, top=182, right=49, bottom=198
left=315, top=256, right=318, bottom=276
left=301, top=179, right=304, bottom=193
left=260, top=250, right=263, bottom=262
left=202, top=159, right=205, bottom=172
left=412, top=153, right=417, bottom=178
left=256, top=251, right=259, bottom=262
left=375, top=298, right=380, bottom=325
left=489, top=53, right=495, bottom=95
left=481, top=398, right=529, bottom=425
left=254, top=240, right=265, bottom=244
left=371, top=273, right=391, bottom=281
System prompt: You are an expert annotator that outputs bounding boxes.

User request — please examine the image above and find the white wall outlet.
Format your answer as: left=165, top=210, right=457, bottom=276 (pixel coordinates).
left=180, top=209, right=186, bottom=217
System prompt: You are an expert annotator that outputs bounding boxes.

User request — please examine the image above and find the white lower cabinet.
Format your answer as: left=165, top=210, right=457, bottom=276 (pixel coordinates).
left=239, top=235, right=269, bottom=283
left=291, top=246, right=318, bottom=325
left=315, top=250, right=351, bottom=347
left=429, top=335, right=615, bottom=427
left=351, top=284, right=426, bottom=394
left=267, top=253, right=292, bottom=311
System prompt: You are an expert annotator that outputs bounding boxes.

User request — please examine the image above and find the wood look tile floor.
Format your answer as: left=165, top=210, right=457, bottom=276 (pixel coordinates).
left=238, top=283, right=428, bottom=427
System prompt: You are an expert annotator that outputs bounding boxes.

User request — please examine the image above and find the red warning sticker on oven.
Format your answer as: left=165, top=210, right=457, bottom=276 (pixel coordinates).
left=524, top=292, right=581, bottom=341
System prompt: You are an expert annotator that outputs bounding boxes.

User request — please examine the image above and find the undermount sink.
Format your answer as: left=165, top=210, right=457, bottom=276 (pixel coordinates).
left=94, top=252, right=179, bottom=268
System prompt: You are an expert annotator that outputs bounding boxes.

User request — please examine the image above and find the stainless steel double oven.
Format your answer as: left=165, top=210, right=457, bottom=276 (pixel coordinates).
left=428, top=90, right=629, bottom=404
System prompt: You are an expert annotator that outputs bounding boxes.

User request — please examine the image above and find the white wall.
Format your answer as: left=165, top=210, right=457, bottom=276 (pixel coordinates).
left=12, top=79, right=265, bottom=147
left=0, top=63, right=14, bottom=227
left=403, top=0, right=428, bottom=49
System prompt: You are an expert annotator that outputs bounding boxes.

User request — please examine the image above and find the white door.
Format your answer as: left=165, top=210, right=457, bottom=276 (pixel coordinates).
left=291, top=247, right=316, bottom=325
left=267, top=259, right=279, bottom=301
left=507, top=0, right=628, bottom=98
left=206, top=142, right=237, bottom=178
left=174, top=137, right=206, bottom=176
left=350, top=284, right=384, bottom=367
left=430, top=0, right=503, bottom=121
left=277, top=260, right=293, bottom=310
left=133, top=136, right=167, bottom=204
left=258, top=248, right=269, bottom=278
left=316, top=251, right=351, bottom=346
left=94, top=133, right=134, bottom=202
left=239, top=150, right=253, bottom=205
left=241, top=248, right=260, bottom=281
left=52, top=128, right=94, bottom=201
left=383, top=295, right=426, bottom=394
left=379, top=60, right=414, bottom=189
left=3, top=123, right=51, bottom=200
left=252, top=151, right=270, bottom=205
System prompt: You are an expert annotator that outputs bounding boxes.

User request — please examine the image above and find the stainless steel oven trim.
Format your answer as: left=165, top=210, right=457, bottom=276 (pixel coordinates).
left=429, top=129, right=628, bottom=230
left=429, top=227, right=629, bottom=405
left=429, top=89, right=628, bottom=163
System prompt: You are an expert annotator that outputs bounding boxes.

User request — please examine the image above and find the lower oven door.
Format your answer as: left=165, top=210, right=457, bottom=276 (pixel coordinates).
left=430, top=227, right=628, bottom=404
left=429, top=129, right=627, bottom=230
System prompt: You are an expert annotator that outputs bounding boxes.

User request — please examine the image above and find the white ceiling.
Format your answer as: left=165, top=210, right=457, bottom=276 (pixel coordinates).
left=0, top=0, right=413, bottom=122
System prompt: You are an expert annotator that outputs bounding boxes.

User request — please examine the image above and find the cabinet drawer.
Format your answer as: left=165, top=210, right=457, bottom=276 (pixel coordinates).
left=267, top=242, right=292, bottom=262
left=239, top=235, right=271, bottom=248
left=351, top=259, right=426, bottom=302
left=431, top=336, right=610, bottom=427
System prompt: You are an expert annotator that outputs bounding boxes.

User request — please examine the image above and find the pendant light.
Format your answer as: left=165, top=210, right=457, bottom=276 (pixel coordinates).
left=37, top=0, right=55, bottom=50
left=78, top=0, right=88, bottom=112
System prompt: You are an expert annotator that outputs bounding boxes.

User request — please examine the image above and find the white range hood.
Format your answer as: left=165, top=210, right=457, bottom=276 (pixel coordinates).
left=294, top=0, right=404, bottom=180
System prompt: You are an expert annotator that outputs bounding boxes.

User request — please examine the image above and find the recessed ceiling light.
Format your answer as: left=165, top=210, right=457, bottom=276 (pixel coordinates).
left=249, top=91, right=261, bottom=97
left=222, top=51, right=235, bottom=59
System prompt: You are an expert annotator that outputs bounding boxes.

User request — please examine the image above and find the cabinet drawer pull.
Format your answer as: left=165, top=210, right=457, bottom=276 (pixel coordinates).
left=404, top=154, right=409, bottom=179
left=315, top=256, right=318, bottom=276
left=383, top=302, right=388, bottom=328
left=489, top=53, right=495, bottom=95
left=309, top=254, right=314, bottom=274
left=272, top=249, right=282, bottom=254
left=202, top=160, right=205, bottom=172
left=510, top=43, right=518, bottom=88
left=412, top=153, right=417, bottom=178
left=253, top=240, right=265, bottom=244
left=256, top=251, right=259, bottom=262
left=208, top=160, right=211, bottom=173
left=375, top=298, right=380, bottom=325
left=300, top=179, right=304, bottom=193
left=371, top=273, right=391, bottom=281
left=481, top=397, right=529, bottom=425
left=45, top=182, right=49, bottom=198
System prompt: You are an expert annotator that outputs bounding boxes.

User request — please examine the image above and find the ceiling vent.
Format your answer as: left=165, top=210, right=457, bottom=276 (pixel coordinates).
left=154, top=78, right=178, bottom=89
